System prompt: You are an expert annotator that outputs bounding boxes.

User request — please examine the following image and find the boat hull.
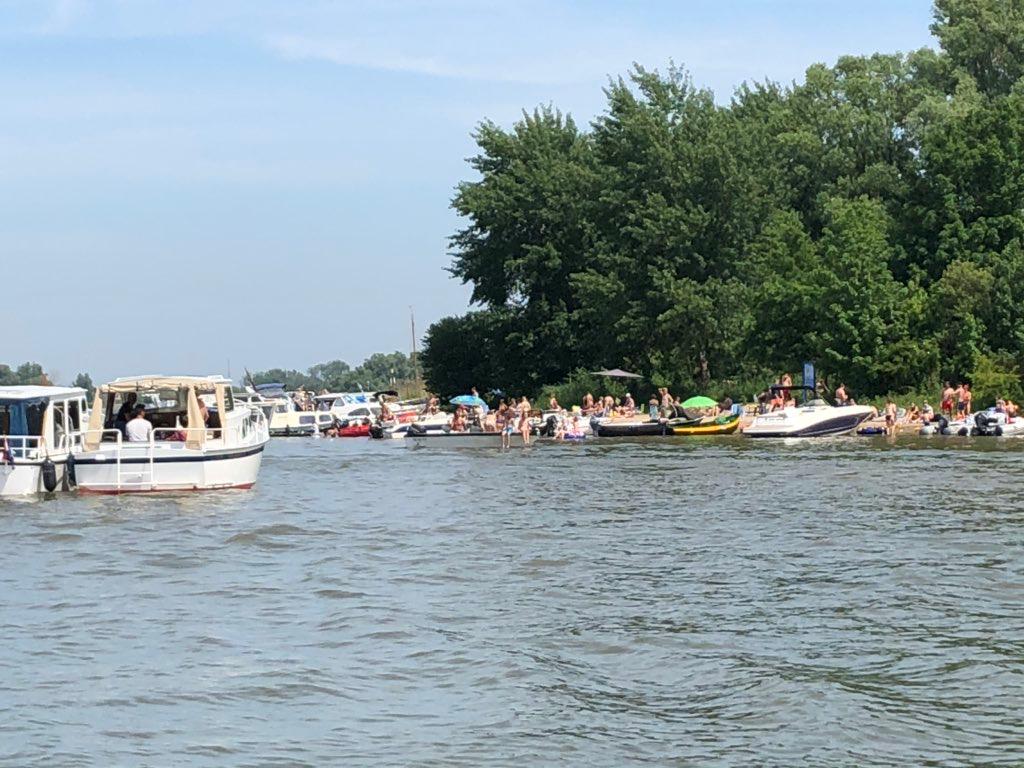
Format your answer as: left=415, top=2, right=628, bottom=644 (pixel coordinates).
left=74, top=444, right=266, bottom=494
left=594, top=419, right=696, bottom=437
left=672, top=415, right=741, bottom=436
left=406, top=432, right=527, bottom=448
left=0, top=460, right=73, bottom=497
left=744, top=409, right=871, bottom=438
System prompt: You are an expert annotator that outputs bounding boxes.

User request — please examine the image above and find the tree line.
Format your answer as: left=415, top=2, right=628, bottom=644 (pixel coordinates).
left=248, top=352, right=418, bottom=393
left=421, top=0, right=1024, bottom=406
left=0, top=362, right=93, bottom=396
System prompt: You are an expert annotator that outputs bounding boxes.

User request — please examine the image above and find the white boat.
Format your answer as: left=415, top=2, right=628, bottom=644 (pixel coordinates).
left=75, top=375, right=270, bottom=494
left=372, top=411, right=451, bottom=439
left=315, top=392, right=382, bottom=423
left=0, top=385, right=89, bottom=496
left=405, top=428, right=529, bottom=448
left=971, top=409, right=1024, bottom=436
left=744, top=385, right=873, bottom=438
left=254, top=383, right=334, bottom=436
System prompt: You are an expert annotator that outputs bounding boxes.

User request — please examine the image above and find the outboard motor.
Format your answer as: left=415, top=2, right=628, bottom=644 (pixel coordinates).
left=41, top=458, right=58, bottom=493
left=369, top=424, right=384, bottom=439
left=542, top=415, right=558, bottom=437
left=408, top=422, right=428, bottom=437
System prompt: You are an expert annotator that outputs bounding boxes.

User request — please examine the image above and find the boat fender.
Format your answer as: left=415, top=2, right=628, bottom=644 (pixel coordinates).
left=65, top=452, right=77, bottom=488
left=41, top=458, right=58, bottom=493
left=958, top=427, right=969, bottom=437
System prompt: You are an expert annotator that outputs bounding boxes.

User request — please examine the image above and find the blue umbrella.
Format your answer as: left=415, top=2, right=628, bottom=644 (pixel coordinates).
left=450, top=394, right=489, bottom=412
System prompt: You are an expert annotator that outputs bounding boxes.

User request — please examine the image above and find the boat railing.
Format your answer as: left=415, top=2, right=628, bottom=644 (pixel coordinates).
left=0, top=432, right=82, bottom=461
left=0, top=434, right=43, bottom=461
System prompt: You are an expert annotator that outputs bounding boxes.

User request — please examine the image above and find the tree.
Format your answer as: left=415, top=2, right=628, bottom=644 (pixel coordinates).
left=72, top=373, right=95, bottom=398
left=932, top=0, right=1024, bottom=96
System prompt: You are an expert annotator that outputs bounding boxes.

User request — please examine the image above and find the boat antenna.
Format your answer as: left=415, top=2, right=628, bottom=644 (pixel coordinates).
left=410, top=305, right=420, bottom=386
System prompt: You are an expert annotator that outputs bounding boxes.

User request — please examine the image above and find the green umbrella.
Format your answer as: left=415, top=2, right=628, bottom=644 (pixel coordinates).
left=680, top=395, right=717, bottom=409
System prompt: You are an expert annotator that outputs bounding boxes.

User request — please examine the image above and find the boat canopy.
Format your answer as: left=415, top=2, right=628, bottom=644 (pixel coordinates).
left=100, top=376, right=231, bottom=394
left=85, top=376, right=232, bottom=450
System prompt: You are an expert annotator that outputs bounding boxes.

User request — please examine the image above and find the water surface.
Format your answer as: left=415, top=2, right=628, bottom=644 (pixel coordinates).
left=2, top=436, right=1022, bottom=766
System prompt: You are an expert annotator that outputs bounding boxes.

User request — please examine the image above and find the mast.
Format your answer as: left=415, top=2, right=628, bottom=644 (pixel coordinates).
left=410, top=305, right=420, bottom=385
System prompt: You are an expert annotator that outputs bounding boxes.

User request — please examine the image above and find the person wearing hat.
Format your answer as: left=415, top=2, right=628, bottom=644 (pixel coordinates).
left=622, top=392, right=635, bottom=416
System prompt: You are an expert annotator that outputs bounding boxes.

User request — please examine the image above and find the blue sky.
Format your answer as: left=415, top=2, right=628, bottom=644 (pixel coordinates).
left=1, top=0, right=936, bottom=384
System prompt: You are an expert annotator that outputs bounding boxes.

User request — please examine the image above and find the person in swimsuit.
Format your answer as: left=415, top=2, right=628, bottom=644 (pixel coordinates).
left=835, top=383, right=847, bottom=406
left=962, top=383, right=972, bottom=416
left=941, top=382, right=954, bottom=417
left=884, top=398, right=898, bottom=436
left=955, top=383, right=967, bottom=417
left=781, top=372, right=793, bottom=404
left=518, top=406, right=531, bottom=446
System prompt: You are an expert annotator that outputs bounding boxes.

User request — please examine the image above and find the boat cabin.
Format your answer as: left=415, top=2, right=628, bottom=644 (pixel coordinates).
left=0, top=386, right=88, bottom=460
left=84, top=375, right=235, bottom=449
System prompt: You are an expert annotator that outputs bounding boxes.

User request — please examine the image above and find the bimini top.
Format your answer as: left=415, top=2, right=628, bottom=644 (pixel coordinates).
left=0, top=385, right=86, bottom=401
left=100, top=375, right=232, bottom=394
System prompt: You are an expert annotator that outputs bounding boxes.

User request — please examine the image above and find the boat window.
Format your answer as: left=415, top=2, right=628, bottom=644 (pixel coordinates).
left=52, top=401, right=67, bottom=443
left=0, top=398, right=46, bottom=436
left=68, top=399, right=81, bottom=430
left=350, top=408, right=370, bottom=417
left=299, top=415, right=315, bottom=425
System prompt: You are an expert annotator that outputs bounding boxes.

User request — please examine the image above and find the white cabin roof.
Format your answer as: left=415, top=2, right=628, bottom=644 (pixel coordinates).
left=0, top=386, right=85, bottom=401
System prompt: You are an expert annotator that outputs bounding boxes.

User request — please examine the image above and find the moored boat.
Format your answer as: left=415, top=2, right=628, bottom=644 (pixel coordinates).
left=672, top=413, right=741, bottom=436
left=744, top=385, right=872, bottom=438
left=592, top=417, right=697, bottom=437
left=405, top=424, right=527, bottom=448
left=76, top=375, right=270, bottom=493
left=0, top=385, right=89, bottom=496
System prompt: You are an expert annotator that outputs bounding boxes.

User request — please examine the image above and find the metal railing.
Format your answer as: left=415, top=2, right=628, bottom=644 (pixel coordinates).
left=81, top=427, right=224, bottom=490
left=0, top=432, right=82, bottom=461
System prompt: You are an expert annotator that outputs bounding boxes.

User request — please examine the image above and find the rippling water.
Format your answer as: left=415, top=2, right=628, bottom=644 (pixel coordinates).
left=2, top=436, right=1023, bottom=766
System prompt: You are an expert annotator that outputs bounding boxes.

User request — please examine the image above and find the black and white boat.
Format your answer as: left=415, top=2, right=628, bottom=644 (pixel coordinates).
left=744, top=385, right=872, bottom=438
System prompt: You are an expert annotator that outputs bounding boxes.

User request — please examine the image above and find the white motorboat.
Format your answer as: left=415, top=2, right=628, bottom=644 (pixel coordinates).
left=255, top=383, right=334, bottom=436
left=0, top=385, right=89, bottom=496
left=76, top=375, right=270, bottom=493
left=744, top=385, right=873, bottom=438
left=405, top=427, right=529, bottom=448
left=315, top=392, right=382, bottom=424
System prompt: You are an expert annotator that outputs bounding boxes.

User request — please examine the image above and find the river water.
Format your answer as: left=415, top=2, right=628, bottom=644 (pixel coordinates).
left=2, top=436, right=1022, bottom=766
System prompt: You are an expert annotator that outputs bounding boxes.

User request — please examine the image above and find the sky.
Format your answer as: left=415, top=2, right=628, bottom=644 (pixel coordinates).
left=1, top=0, right=937, bottom=384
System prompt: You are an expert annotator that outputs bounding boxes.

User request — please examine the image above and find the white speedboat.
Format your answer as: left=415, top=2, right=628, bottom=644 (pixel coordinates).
left=0, top=385, right=89, bottom=496
left=76, top=375, right=270, bottom=493
left=744, top=385, right=873, bottom=438
left=315, top=392, right=382, bottom=424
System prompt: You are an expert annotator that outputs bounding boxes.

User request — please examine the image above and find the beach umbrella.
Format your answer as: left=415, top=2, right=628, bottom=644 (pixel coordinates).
left=589, top=368, right=643, bottom=379
left=680, top=395, right=717, bottom=409
left=450, top=394, right=489, bottom=412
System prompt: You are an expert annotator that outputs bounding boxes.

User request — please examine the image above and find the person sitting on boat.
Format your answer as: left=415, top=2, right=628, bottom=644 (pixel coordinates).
left=565, top=414, right=583, bottom=439
left=769, top=389, right=784, bottom=412
left=549, top=394, right=560, bottom=411
left=582, top=392, right=594, bottom=414
left=113, top=393, right=138, bottom=436
left=126, top=405, right=153, bottom=443
left=1006, top=400, right=1018, bottom=419
left=622, top=392, right=635, bottom=415
left=906, top=403, right=921, bottom=422
left=483, top=410, right=497, bottom=432
left=835, top=383, right=848, bottom=406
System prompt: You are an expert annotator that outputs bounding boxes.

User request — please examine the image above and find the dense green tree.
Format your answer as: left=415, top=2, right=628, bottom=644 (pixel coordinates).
left=426, top=2, right=1024, bottom=401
